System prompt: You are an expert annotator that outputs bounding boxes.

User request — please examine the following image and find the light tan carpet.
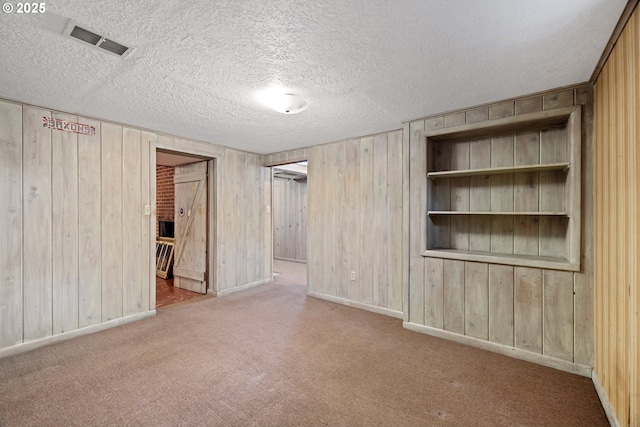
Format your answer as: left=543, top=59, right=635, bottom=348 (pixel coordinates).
left=0, top=260, right=606, bottom=426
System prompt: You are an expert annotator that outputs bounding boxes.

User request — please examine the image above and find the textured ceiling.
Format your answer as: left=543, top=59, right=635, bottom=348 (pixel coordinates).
left=0, top=0, right=627, bottom=154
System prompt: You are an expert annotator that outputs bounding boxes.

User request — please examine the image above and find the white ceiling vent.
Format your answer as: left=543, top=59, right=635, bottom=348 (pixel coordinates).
left=63, top=21, right=135, bottom=58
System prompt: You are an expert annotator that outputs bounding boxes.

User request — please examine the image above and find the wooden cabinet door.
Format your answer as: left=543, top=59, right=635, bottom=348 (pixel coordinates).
left=173, top=161, right=207, bottom=294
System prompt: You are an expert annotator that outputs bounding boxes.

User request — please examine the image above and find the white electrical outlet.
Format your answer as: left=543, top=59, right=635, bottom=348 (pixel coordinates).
left=144, top=204, right=151, bottom=216
left=350, top=271, right=356, bottom=281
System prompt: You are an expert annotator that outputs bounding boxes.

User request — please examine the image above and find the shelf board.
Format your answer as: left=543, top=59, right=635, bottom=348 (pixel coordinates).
left=427, top=162, right=570, bottom=179
left=422, top=249, right=579, bottom=271
left=428, top=211, right=568, bottom=216
left=423, top=106, right=578, bottom=142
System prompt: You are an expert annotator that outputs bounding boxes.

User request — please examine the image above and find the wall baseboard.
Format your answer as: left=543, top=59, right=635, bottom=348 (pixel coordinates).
left=209, top=277, right=273, bottom=297
left=307, top=291, right=403, bottom=319
left=592, top=370, right=621, bottom=427
left=274, top=257, right=307, bottom=264
left=403, top=321, right=593, bottom=377
left=0, top=310, right=157, bottom=359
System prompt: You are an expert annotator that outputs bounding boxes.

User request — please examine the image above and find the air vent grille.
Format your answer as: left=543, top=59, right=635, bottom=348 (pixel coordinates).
left=63, top=21, right=135, bottom=58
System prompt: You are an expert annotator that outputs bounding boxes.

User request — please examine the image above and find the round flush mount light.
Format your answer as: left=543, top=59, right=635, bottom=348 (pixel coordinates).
left=257, top=89, right=309, bottom=114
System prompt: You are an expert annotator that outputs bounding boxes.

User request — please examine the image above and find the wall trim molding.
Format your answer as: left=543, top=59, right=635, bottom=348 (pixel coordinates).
left=209, top=277, right=273, bottom=297
left=0, top=310, right=157, bottom=359
left=592, top=370, right=621, bottom=427
left=403, top=322, right=593, bottom=377
left=307, top=291, right=404, bottom=319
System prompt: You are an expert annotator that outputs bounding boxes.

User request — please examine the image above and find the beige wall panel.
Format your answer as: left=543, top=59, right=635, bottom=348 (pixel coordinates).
left=359, top=136, right=374, bottom=305
left=543, top=270, right=574, bottom=361
left=122, top=128, right=143, bottom=315
left=23, top=106, right=53, bottom=341
left=0, top=101, right=23, bottom=347
left=100, top=122, right=123, bottom=321
left=490, top=136, right=514, bottom=254
left=489, top=265, right=514, bottom=346
left=594, top=8, right=639, bottom=424
left=468, top=138, right=491, bottom=252
left=465, top=261, right=489, bottom=340
left=424, top=258, right=444, bottom=328
left=388, top=130, right=404, bottom=312
left=140, top=132, right=153, bottom=312
left=52, top=112, right=79, bottom=334
left=515, top=267, right=542, bottom=353
left=443, top=260, right=465, bottom=334
left=273, top=178, right=307, bottom=261
left=78, top=117, right=102, bottom=327
left=345, top=139, right=360, bottom=302
left=372, top=134, right=387, bottom=307
left=409, top=120, right=426, bottom=323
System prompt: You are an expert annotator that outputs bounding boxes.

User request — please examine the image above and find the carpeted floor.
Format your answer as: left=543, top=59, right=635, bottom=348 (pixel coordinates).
left=0, top=260, right=607, bottom=426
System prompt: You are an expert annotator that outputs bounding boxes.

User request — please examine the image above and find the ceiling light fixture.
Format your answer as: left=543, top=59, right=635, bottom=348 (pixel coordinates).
left=257, top=89, right=309, bottom=114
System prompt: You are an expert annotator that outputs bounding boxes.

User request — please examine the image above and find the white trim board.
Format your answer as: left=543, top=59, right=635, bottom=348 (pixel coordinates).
left=208, top=277, right=273, bottom=297
left=403, top=321, right=593, bottom=377
left=592, top=370, right=621, bottom=427
left=307, top=291, right=403, bottom=319
left=0, top=310, right=156, bottom=359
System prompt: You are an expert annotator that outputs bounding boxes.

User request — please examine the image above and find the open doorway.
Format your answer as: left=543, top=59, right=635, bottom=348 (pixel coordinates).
left=155, top=150, right=212, bottom=308
left=272, top=161, right=308, bottom=287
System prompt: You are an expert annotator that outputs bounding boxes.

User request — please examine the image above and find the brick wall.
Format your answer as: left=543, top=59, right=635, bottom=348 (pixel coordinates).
left=156, top=165, right=174, bottom=236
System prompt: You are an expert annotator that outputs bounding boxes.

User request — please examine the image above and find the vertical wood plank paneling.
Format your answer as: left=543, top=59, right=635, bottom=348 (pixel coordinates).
left=402, top=124, right=411, bottom=320
left=490, top=135, right=514, bottom=254
left=543, top=270, right=574, bottom=361
left=574, top=87, right=594, bottom=367
left=23, top=106, right=53, bottom=341
left=488, top=265, right=514, bottom=346
left=424, top=258, right=443, bottom=328
left=372, top=134, right=387, bottom=307
left=224, top=149, right=238, bottom=289
left=449, top=142, right=469, bottom=250
left=345, top=139, right=360, bottom=302
left=359, top=137, right=374, bottom=304
left=52, top=112, right=79, bottom=334
left=443, top=260, right=465, bottom=334
left=409, top=120, right=426, bottom=324
left=513, top=131, right=540, bottom=256
left=465, top=261, right=488, bottom=340
left=101, top=123, right=123, bottom=321
left=0, top=101, right=23, bottom=347
left=78, top=118, right=102, bottom=326
left=140, top=131, right=153, bottom=312
left=539, top=128, right=567, bottom=258
left=306, top=130, right=403, bottom=312
left=235, top=152, right=248, bottom=287
left=389, top=130, right=404, bottom=312
left=336, top=141, right=348, bottom=298
left=273, top=178, right=308, bottom=261
left=515, top=267, right=542, bottom=353
left=122, top=128, right=142, bottom=315
left=148, top=139, right=157, bottom=307
left=468, top=138, right=491, bottom=251
left=594, top=9, right=639, bottom=424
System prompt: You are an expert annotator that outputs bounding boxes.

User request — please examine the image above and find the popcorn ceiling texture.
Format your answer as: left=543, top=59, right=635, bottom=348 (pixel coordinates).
left=0, top=0, right=627, bottom=154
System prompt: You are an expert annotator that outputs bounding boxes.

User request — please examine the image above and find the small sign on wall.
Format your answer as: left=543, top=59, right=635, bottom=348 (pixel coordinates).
left=42, top=117, right=96, bottom=136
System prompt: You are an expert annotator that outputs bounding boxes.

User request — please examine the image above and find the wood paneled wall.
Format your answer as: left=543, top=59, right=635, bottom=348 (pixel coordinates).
left=594, top=6, right=639, bottom=426
left=407, top=86, right=595, bottom=372
left=273, top=177, right=307, bottom=261
left=0, top=99, right=271, bottom=353
left=307, top=131, right=404, bottom=315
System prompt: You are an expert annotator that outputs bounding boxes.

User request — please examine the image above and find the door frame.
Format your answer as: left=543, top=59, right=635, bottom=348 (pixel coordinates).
left=150, top=142, right=218, bottom=309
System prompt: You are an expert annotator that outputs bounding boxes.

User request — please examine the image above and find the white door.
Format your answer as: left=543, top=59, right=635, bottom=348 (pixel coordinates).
left=173, top=161, right=208, bottom=294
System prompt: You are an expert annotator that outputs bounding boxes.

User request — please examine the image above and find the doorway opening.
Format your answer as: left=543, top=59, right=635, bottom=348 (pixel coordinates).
left=155, top=150, right=212, bottom=308
left=272, top=161, right=308, bottom=287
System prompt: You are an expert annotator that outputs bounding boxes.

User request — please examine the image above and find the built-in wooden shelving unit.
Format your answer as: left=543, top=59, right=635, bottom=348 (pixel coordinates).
left=422, top=105, right=582, bottom=271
